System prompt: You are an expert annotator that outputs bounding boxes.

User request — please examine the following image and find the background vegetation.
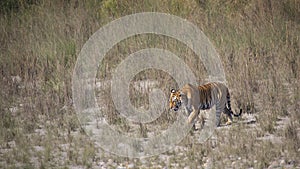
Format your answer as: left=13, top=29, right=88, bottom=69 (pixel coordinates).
left=0, top=0, right=299, bottom=168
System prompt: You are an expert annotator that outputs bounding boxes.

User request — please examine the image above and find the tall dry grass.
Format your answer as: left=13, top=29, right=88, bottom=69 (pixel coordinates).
left=0, top=0, right=299, bottom=168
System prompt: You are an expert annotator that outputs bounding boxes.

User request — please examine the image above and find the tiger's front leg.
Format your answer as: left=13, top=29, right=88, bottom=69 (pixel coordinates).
left=187, top=107, right=199, bottom=125
left=186, top=97, right=193, bottom=113
left=181, top=95, right=192, bottom=116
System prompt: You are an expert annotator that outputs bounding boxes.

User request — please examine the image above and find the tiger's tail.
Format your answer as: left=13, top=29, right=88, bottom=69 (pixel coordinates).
left=226, top=90, right=242, bottom=117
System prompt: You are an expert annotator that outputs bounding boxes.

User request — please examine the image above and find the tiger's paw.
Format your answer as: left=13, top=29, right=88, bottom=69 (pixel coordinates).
left=225, top=121, right=232, bottom=125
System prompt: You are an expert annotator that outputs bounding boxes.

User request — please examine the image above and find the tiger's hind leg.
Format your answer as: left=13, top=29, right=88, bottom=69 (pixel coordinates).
left=224, top=89, right=234, bottom=125
left=224, top=107, right=233, bottom=125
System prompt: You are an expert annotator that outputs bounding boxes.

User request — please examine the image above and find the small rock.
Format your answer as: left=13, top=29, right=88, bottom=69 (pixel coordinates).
left=279, top=160, right=285, bottom=166
left=112, top=163, right=118, bottom=167
left=178, top=152, right=184, bottom=156
left=184, top=166, right=190, bottom=169
left=140, top=158, right=147, bottom=164
left=7, top=141, right=16, bottom=148
left=33, top=146, right=44, bottom=152
left=170, top=163, right=179, bottom=167
left=116, top=166, right=126, bottom=169
left=204, top=157, right=213, bottom=168
left=151, top=161, right=157, bottom=166
left=9, top=107, right=18, bottom=113
left=155, top=165, right=162, bottom=168
left=268, top=161, right=279, bottom=169
left=107, top=159, right=113, bottom=165
left=98, top=161, right=105, bottom=166
left=127, top=163, right=134, bottom=168
left=11, top=75, right=21, bottom=83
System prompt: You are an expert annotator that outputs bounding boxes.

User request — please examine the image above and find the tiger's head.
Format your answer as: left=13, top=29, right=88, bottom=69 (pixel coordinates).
left=169, top=89, right=182, bottom=111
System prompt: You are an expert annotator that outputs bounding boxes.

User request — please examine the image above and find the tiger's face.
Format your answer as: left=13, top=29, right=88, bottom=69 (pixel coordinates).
left=169, top=89, right=182, bottom=111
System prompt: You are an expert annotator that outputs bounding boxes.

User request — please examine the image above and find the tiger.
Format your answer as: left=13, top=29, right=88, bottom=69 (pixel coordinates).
left=169, top=82, right=242, bottom=127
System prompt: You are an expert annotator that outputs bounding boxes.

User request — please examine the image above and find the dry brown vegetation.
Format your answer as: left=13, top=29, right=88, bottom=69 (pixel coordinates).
left=0, top=0, right=299, bottom=168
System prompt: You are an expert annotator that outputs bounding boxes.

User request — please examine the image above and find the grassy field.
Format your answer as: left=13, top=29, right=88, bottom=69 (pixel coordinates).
left=0, top=0, right=299, bottom=168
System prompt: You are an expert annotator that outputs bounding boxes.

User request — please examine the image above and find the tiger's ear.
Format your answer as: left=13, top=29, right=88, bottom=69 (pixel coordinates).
left=171, top=89, right=176, bottom=93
